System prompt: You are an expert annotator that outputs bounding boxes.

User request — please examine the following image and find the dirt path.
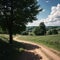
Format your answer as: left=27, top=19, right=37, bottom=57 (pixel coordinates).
left=14, top=37, right=60, bottom=60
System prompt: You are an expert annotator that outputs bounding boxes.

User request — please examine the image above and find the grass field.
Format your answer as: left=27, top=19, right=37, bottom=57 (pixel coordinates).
left=17, top=34, right=60, bottom=51
left=0, top=34, right=60, bottom=51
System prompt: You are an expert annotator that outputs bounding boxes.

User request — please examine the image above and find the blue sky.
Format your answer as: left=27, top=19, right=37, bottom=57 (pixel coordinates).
left=27, top=0, right=60, bottom=26
left=37, top=0, right=60, bottom=19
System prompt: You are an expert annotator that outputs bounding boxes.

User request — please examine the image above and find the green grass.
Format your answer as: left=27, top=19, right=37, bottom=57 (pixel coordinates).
left=18, top=34, right=60, bottom=51
left=0, top=34, right=9, bottom=42
left=0, top=34, right=25, bottom=60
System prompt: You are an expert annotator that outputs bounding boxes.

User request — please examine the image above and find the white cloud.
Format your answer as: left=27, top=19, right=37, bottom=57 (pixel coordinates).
left=27, top=20, right=43, bottom=26
left=42, top=9, right=46, bottom=12
left=45, top=4, right=60, bottom=23
left=27, top=4, right=60, bottom=26
left=46, top=0, right=49, bottom=3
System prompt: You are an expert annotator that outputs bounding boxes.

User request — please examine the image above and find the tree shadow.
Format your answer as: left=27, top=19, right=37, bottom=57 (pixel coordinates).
left=18, top=51, right=42, bottom=60
left=0, top=38, right=42, bottom=60
left=13, top=41, right=40, bottom=50
left=0, top=38, right=21, bottom=60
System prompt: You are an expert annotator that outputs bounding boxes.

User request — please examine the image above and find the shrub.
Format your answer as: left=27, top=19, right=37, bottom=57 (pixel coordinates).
left=21, top=31, right=28, bottom=35
left=52, top=29, right=58, bottom=34
left=34, top=22, right=46, bottom=35
left=47, top=30, right=52, bottom=35
left=34, top=27, right=40, bottom=35
left=47, top=29, right=58, bottom=35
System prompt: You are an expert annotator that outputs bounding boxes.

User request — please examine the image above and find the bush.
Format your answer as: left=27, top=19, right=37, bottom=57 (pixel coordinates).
left=52, top=29, right=58, bottom=34
left=47, top=30, right=52, bottom=35
left=21, top=31, right=28, bottom=35
left=47, top=29, right=58, bottom=35
left=34, top=22, right=46, bottom=36
left=34, top=27, right=40, bottom=35
left=34, top=27, right=46, bottom=35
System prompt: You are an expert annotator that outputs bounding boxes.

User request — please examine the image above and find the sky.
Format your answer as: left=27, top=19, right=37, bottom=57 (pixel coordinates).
left=27, top=0, right=60, bottom=26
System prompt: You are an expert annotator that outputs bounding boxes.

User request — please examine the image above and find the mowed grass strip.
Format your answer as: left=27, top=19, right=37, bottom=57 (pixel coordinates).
left=17, top=34, right=60, bottom=51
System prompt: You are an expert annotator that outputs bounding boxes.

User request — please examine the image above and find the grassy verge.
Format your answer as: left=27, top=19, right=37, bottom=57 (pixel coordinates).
left=0, top=34, right=25, bottom=60
left=0, top=34, right=9, bottom=42
left=17, top=34, right=60, bottom=51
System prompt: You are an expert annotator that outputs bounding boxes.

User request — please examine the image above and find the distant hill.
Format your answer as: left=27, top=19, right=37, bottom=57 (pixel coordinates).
left=26, top=26, right=60, bottom=32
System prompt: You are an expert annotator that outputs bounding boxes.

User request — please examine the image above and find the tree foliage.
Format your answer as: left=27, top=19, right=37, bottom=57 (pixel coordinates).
left=52, top=29, right=58, bottom=34
left=21, top=31, right=28, bottom=35
left=34, top=22, right=46, bottom=35
left=47, top=29, right=58, bottom=35
left=0, top=0, right=42, bottom=43
left=47, top=30, right=52, bottom=35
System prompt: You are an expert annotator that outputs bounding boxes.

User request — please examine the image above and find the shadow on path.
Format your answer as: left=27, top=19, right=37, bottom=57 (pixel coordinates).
left=13, top=41, right=42, bottom=60
left=0, top=38, right=42, bottom=60
left=18, top=51, right=42, bottom=60
left=13, top=41, right=40, bottom=50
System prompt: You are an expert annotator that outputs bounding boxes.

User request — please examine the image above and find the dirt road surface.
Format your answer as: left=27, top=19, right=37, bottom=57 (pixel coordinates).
left=14, top=37, right=60, bottom=60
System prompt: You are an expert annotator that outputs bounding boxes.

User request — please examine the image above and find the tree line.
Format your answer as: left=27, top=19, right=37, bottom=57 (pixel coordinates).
left=21, top=22, right=59, bottom=35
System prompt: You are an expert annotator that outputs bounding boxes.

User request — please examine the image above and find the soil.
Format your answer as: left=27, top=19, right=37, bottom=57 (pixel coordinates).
left=14, top=36, right=60, bottom=60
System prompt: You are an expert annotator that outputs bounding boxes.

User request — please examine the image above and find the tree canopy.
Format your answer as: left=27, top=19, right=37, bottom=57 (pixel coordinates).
left=34, top=22, right=46, bottom=35
left=0, top=0, right=42, bottom=43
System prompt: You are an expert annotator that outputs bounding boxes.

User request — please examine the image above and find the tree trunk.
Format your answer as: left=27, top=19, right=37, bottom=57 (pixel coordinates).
left=9, top=32, right=13, bottom=44
left=9, top=0, right=13, bottom=44
left=8, top=24, right=13, bottom=44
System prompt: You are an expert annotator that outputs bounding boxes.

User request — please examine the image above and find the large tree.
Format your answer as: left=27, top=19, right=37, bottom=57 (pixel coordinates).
left=34, top=22, right=46, bottom=35
left=0, top=0, right=42, bottom=44
left=39, top=22, right=46, bottom=35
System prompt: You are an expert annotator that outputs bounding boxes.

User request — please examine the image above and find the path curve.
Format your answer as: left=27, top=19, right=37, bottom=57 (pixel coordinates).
left=14, top=36, right=60, bottom=60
